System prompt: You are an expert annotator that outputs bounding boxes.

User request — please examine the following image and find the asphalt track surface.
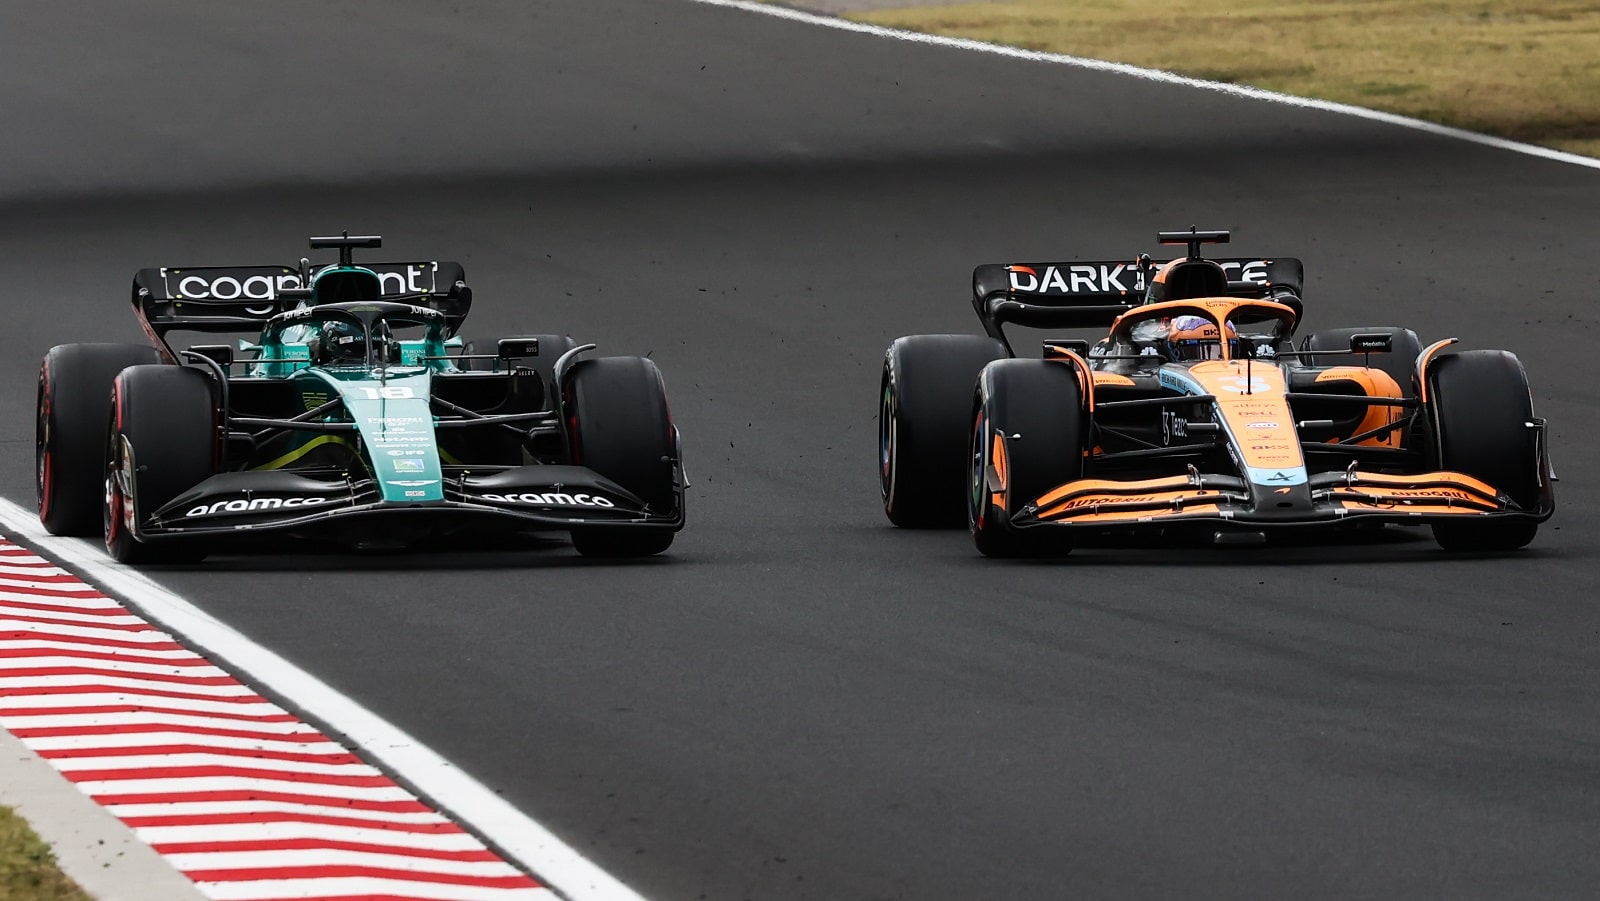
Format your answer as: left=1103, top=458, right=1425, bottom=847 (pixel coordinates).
left=3, top=2, right=1598, bottom=899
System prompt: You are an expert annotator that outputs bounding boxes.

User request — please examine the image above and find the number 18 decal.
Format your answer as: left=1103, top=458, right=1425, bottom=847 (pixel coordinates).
left=358, top=386, right=416, bottom=399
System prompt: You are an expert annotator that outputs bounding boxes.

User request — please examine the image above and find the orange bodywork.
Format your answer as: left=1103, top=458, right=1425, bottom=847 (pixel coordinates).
left=1313, top=366, right=1405, bottom=447
left=989, top=429, right=1008, bottom=512
left=1185, top=360, right=1304, bottom=473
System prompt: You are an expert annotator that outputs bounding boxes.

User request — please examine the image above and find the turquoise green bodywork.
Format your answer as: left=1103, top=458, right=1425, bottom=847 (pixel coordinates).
left=239, top=263, right=460, bottom=503
left=296, top=367, right=446, bottom=503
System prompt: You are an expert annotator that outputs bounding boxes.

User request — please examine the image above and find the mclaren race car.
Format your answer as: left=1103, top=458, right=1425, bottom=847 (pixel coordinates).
left=879, top=228, right=1554, bottom=557
left=37, top=234, right=685, bottom=562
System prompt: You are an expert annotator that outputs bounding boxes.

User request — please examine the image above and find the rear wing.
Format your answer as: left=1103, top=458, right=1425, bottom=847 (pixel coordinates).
left=971, top=256, right=1303, bottom=346
left=131, top=260, right=471, bottom=339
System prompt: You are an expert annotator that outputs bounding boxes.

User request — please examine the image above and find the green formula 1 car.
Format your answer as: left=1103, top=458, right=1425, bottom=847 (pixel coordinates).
left=37, top=234, right=684, bottom=562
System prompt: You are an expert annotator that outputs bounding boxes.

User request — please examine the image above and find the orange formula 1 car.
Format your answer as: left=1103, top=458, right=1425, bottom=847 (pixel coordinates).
left=879, top=228, right=1555, bottom=557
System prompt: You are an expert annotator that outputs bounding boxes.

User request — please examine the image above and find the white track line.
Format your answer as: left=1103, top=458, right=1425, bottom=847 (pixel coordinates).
left=688, top=0, right=1600, bottom=172
left=0, top=498, right=648, bottom=901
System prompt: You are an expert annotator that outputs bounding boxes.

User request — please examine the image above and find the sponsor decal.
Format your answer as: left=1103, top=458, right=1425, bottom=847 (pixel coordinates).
left=1054, top=493, right=1172, bottom=512
left=404, top=490, right=428, bottom=497
left=1002, top=259, right=1270, bottom=295
left=366, top=416, right=428, bottom=427
left=1092, top=372, right=1135, bottom=386
left=1159, top=370, right=1194, bottom=394
left=386, top=448, right=426, bottom=457
left=1217, top=260, right=1271, bottom=284
left=393, top=458, right=426, bottom=472
left=1248, top=466, right=1307, bottom=486
left=385, top=480, right=438, bottom=488
left=481, top=491, right=617, bottom=508
left=375, top=434, right=431, bottom=445
left=1246, top=421, right=1279, bottom=429
left=176, top=273, right=302, bottom=304
left=185, top=496, right=329, bottom=518
left=172, top=264, right=435, bottom=302
left=1355, top=487, right=1478, bottom=503
left=1007, top=263, right=1140, bottom=294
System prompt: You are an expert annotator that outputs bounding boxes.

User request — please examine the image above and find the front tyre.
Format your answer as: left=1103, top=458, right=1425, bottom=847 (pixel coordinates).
left=564, top=356, right=680, bottom=558
left=38, top=343, right=161, bottom=535
left=968, top=360, right=1085, bottom=558
left=1426, top=350, right=1541, bottom=552
left=880, top=335, right=1008, bottom=528
left=104, top=366, right=216, bottom=564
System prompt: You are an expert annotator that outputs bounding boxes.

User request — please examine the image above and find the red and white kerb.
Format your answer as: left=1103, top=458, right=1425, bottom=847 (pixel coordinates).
left=0, top=541, right=550, bottom=901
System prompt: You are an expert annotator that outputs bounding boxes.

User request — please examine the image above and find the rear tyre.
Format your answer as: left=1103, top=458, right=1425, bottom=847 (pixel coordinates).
left=880, top=335, right=1008, bottom=528
left=968, top=360, right=1085, bottom=558
left=564, top=356, right=679, bottom=558
left=1426, top=350, right=1541, bottom=552
left=1299, top=326, right=1423, bottom=397
left=38, top=343, right=162, bottom=536
left=104, top=365, right=216, bottom=564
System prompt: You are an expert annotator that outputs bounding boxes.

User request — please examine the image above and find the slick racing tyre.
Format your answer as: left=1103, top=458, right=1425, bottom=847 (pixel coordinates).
left=968, top=359, right=1085, bottom=558
left=104, top=365, right=217, bottom=564
left=564, top=356, right=678, bottom=557
left=1299, top=326, right=1423, bottom=397
left=880, top=335, right=1007, bottom=528
left=1425, top=350, right=1541, bottom=552
left=38, top=343, right=161, bottom=536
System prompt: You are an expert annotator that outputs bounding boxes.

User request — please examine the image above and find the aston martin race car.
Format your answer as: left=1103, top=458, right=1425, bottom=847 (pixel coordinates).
left=879, top=228, right=1555, bottom=556
left=37, top=234, right=685, bottom=563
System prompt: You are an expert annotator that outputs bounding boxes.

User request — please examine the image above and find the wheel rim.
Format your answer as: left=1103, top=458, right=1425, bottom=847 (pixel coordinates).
left=103, top=462, right=121, bottom=548
left=967, top=408, right=987, bottom=531
left=103, top=436, right=134, bottom=550
left=36, top=374, right=50, bottom=515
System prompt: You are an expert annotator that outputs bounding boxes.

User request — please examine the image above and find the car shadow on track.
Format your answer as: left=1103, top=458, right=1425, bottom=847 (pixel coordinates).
left=941, top=525, right=1561, bottom=568
left=139, top=532, right=684, bottom=572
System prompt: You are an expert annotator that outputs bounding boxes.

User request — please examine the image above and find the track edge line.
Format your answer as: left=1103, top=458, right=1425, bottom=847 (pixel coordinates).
left=0, top=497, right=648, bottom=901
left=688, top=0, right=1600, bottom=172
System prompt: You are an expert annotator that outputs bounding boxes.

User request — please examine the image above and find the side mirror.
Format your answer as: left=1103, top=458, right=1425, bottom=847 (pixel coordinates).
left=1349, top=333, right=1393, bottom=353
left=1043, top=338, right=1090, bottom=359
left=498, top=337, right=539, bottom=359
left=186, top=344, right=234, bottom=367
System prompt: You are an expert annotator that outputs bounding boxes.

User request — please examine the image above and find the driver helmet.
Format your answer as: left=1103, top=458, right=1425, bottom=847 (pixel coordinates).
left=1166, top=315, right=1237, bottom=361
left=318, top=320, right=368, bottom=364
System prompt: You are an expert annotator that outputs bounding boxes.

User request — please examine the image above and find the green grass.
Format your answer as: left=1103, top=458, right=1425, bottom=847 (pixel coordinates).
left=844, top=0, right=1600, bottom=158
left=0, top=806, right=91, bottom=901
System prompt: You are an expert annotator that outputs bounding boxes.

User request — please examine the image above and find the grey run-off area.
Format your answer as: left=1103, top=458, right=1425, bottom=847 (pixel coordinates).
left=1, top=2, right=1597, bottom=900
